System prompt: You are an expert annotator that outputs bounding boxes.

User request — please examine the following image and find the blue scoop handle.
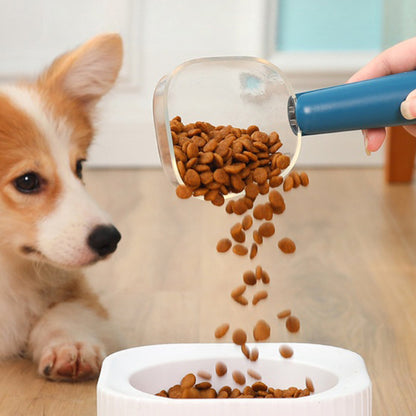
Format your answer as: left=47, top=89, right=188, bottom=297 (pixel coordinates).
left=289, top=71, right=416, bottom=136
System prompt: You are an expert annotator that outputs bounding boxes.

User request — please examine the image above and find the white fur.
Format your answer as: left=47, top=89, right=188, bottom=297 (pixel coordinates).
left=0, top=252, right=44, bottom=357
left=37, top=182, right=111, bottom=267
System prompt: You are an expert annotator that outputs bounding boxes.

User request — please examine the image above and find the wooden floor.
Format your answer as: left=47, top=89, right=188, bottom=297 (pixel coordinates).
left=1, top=167, right=416, bottom=415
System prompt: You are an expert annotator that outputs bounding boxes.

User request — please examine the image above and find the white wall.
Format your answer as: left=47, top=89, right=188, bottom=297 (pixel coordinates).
left=0, top=0, right=383, bottom=168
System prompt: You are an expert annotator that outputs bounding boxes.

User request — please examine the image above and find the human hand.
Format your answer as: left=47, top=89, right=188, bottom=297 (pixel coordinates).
left=348, top=37, right=416, bottom=153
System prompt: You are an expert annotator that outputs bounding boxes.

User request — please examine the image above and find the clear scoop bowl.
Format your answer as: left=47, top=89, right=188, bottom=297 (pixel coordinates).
left=153, top=57, right=301, bottom=192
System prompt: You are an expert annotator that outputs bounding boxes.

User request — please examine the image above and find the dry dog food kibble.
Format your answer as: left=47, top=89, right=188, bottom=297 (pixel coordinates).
left=305, top=377, right=315, bottom=393
left=253, top=319, right=271, bottom=341
left=249, top=243, right=258, bottom=259
left=268, top=190, right=285, bottom=214
left=252, top=381, right=268, bottom=392
left=247, top=368, right=262, bottom=380
left=279, top=344, right=294, bottom=359
left=214, top=323, right=230, bottom=339
left=243, top=270, right=257, bottom=285
left=263, top=203, right=273, bottom=220
left=242, top=215, right=253, bottom=230
left=230, top=223, right=245, bottom=243
left=231, top=285, right=246, bottom=299
left=157, top=373, right=313, bottom=399
left=232, top=328, right=247, bottom=346
left=277, top=309, right=291, bottom=319
left=253, top=230, right=263, bottom=245
left=232, top=370, right=246, bottom=385
left=278, top=237, right=296, bottom=254
left=181, top=373, right=196, bottom=389
left=216, top=238, right=232, bottom=253
left=171, top=119, right=295, bottom=204
left=283, top=175, right=294, bottom=192
left=290, top=171, right=301, bottom=188
left=241, top=344, right=250, bottom=359
left=195, top=381, right=213, bottom=390
left=252, top=290, right=268, bottom=305
left=300, top=172, right=309, bottom=186
left=255, top=265, right=263, bottom=280
left=249, top=347, right=259, bottom=362
left=218, top=387, right=231, bottom=398
left=258, top=222, right=275, bottom=238
left=232, top=244, right=248, bottom=256
left=234, top=295, right=248, bottom=306
left=176, top=184, right=193, bottom=199
left=215, top=362, right=228, bottom=377
left=231, top=285, right=248, bottom=306
left=261, top=270, right=270, bottom=284
left=253, top=204, right=266, bottom=220
left=230, top=388, right=241, bottom=398
left=286, top=316, right=301, bottom=333
left=197, top=370, right=212, bottom=380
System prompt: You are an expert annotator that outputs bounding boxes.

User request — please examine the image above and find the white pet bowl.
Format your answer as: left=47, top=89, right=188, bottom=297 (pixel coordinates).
left=97, top=343, right=371, bottom=416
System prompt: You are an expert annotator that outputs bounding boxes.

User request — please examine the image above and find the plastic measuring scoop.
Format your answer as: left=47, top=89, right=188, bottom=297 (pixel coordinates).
left=153, top=56, right=416, bottom=188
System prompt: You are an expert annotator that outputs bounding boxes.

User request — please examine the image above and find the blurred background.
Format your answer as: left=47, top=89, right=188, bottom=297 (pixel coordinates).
left=0, top=0, right=414, bottom=169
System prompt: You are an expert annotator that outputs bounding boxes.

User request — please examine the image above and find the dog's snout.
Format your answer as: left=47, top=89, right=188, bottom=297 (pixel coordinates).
left=87, top=225, right=121, bottom=257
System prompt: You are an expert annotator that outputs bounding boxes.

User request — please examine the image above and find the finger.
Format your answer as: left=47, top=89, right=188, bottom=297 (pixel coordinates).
left=400, top=90, right=416, bottom=120
left=364, top=128, right=386, bottom=152
left=349, top=37, right=416, bottom=83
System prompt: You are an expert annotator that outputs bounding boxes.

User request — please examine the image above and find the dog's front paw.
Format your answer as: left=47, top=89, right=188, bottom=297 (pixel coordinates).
left=38, top=342, right=105, bottom=381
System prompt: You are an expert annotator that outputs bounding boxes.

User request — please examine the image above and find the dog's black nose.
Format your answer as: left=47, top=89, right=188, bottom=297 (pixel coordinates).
left=87, top=225, right=121, bottom=257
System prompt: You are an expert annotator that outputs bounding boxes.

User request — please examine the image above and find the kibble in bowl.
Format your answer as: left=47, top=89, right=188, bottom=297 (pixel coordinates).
left=98, top=343, right=372, bottom=416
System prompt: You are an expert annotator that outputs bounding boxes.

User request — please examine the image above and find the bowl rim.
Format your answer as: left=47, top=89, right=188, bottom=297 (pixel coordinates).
left=97, top=342, right=371, bottom=403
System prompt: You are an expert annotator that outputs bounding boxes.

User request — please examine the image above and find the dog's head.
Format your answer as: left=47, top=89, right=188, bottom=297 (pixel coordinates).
left=0, top=34, right=123, bottom=268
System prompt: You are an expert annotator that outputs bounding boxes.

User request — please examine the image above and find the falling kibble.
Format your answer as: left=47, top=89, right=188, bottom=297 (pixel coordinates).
left=305, top=377, right=315, bottom=393
left=247, top=368, right=262, bottom=380
left=215, top=362, right=227, bottom=377
left=232, top=244, right=248, bottom=256
left=242, top=215, right=253, bottom=230
left=249, top=347, right=259, bottom=362
left=241, top=344, right=250, bottom=359
left=197, top=370, right=212, bottom=380
left=277, top=309, right=291, bottom=319
left=214, top=323, right=230, bottom=339
left=232, top=370, right=246, bottom=385
left=258, top=222, right=275, bottom=238
left=169, top=119, right=311, bottom=396
left=232, top=328, right=247, bottom=346
left=286, top=316, right=301, bottom=333
left=230, top=223, right=246, bottom=243
left=253, top=319, right=271, bottom=341
left=243, top=270, right=257, bottom=286
left=252, top=290, right=268, bottom=305
left=279, top=344, right=294, bottom=359
left=216, top=238, right=232, bottom=253
left=176, top=184, right=193, bottom=199
left=278, top=237, right=296, bottom=254
left=249, top=243, right=258, bottom=259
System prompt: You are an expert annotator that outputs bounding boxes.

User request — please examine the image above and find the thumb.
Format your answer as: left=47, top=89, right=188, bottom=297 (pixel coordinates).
left=401, top=90, right=416, bottom=120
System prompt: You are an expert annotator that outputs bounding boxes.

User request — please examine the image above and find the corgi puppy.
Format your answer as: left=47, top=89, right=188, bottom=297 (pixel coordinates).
left=0, top=34, right=123, bottom=381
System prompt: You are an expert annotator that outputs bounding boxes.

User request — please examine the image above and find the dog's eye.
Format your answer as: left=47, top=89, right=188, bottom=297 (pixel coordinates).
left=76, top=159, right=85, bottom=179
left=14, top=172, right=41, bottom=193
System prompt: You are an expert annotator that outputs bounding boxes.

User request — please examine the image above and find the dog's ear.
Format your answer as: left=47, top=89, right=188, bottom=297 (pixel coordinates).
left=39, top=33, right=123, bottom=109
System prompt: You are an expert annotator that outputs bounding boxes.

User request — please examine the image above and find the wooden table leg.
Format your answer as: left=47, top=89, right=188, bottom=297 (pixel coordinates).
left=385, top=126, right=416, bottom=183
